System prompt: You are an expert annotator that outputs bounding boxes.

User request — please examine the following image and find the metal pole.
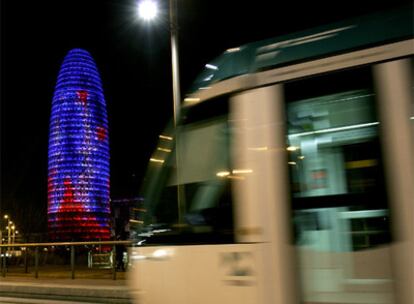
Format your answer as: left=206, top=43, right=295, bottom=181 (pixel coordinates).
left=7, top=222, right=11, bottom=257
left=169, top=0, right=186, bottom=226
left=112, top=245, right=116, bottom=280
left=34, top=247, right=39, bottom=278
left=71, top=245, right=75, bottom=279
left=1, top=247, right=5, bottom=277
left=0, top=226, right=3, bottom=276
left=24, top=248, right=28, bottom=273
left=7, top=222, right=11, bottom=245
left=169, top=0, right=181, bottom=127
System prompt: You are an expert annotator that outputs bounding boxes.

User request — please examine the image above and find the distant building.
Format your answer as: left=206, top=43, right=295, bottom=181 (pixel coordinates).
left=48, top=49, right=111, bottom=241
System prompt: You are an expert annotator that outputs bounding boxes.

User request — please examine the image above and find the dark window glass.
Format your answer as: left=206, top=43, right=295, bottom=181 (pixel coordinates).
left=140, top=97, right=234, bottom=245
left=285, top=66, right=395, bottom=304
left=285, top=67, right=390, bottom=251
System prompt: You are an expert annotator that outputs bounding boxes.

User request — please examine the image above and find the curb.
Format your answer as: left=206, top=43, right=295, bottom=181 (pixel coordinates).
left=0, top=282, right=132, bottom=304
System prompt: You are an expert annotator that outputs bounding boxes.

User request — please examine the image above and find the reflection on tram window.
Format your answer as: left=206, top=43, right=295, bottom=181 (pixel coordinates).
left=140, top=97, right=235, bottom=244
left=286, top=89, right=383, bottom=200
left=285, top=67, right=393, bottom=303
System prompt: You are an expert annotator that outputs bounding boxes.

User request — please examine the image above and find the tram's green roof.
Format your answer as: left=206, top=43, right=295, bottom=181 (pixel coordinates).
left=188, top=5, right=413, bottom=95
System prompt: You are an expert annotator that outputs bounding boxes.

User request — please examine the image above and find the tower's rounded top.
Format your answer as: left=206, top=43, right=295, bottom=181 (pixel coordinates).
left=66, top=48, right=92, bottom=56
left=54, top=48, right=103, bottom=93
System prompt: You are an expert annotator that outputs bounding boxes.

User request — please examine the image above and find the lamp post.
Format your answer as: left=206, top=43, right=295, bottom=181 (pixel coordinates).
left=137, top=0, right=185, bottom=224
left=2, top=215, right=9, bottom=244
left=0, top=215, right=7, bottom=244
left=137, top=0, right=181, bottom=126
left=11, top=226, right=15, bottom=245
left=7, top=221, right=12, bottom=246
left=168, top=0, right=181, bottom=127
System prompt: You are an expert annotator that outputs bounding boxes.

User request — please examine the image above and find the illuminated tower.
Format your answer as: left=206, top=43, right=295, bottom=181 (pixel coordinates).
left=48, top=49, right=111, bottom=241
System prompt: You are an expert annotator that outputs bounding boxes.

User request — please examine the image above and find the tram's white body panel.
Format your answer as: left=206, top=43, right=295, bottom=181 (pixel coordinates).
left=129, top=244, right=395, bottom=304
left=130, top=244, right=271, bottom=304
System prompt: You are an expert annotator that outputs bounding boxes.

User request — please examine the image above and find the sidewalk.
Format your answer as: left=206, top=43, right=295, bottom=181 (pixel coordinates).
left=0, top=272, right=133, bottom=303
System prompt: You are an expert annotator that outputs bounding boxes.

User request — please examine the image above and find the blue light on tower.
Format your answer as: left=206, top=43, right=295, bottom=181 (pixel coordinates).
left=48, top=49, right=111, bottom=241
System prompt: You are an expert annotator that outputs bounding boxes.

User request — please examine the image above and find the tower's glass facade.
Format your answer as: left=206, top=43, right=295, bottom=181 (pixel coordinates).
left=48, top=49, right=110, bottom=241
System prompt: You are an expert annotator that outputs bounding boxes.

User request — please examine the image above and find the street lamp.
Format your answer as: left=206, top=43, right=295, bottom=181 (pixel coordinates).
left=137, top=0, right=158, bottom=21
left=136, top=0, right=181, bottom=126
left=137, top=0, right=185, bottom=224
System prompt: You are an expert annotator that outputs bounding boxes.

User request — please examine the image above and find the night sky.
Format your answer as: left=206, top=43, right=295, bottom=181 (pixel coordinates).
left=1, top=0, right=410, bottom=234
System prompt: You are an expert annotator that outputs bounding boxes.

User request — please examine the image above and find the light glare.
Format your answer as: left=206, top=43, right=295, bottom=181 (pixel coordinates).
left=216, top=171, right=231, bottom=177
left=232, top=169, right=253, bottom=174
left=157, top=147, right=172, bottom=153
left=138, top=0, right=158, bottom=21
left=184, top=97, right=200, bottom=104
left=205, top=64, right=218, bottom=70
left=287, top=146, right=299, bottom=151
left=150, top=158, right=165, bottom=163
left=159, top=134, right=173, bottom=140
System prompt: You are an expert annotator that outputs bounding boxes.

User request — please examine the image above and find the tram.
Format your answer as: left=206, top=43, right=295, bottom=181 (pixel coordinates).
left=129, top=5, right=413, bottom=304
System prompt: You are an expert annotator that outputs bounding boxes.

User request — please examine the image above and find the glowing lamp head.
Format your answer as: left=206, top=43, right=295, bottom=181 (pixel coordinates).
left=138, top=0, right=158, bottom=21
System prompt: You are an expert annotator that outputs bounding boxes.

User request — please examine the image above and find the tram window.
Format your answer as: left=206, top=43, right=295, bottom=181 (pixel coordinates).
left=350, top=216, right=391, bottom=250
left=284, top=66, right=395, bottom=302
left=285, top=68, right=387, bottom=205
left=284, top=66, right=390, bottom=249
left=285, top=68, right=373, bottom=102
left=142, top=97, right=234, bottom=244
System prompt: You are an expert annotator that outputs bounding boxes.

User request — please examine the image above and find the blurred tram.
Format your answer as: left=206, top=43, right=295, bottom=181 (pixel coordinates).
left=129, top=5, right=413, bottom=304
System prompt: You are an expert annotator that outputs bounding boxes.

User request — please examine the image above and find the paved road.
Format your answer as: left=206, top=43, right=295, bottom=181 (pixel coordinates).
left=0, top=273, right=133, bottom=304
left=0, top=296, right=98, bottom=304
